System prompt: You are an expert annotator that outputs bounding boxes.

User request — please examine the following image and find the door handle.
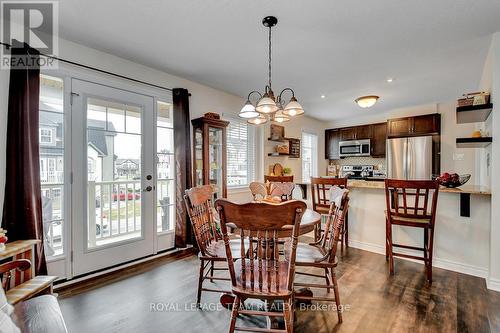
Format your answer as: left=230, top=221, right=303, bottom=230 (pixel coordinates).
left=144, top=186, right=152, bottom=192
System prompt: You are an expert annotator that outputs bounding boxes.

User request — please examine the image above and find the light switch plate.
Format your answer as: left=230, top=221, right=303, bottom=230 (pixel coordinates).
left=453, top=153, right=464, bottom=161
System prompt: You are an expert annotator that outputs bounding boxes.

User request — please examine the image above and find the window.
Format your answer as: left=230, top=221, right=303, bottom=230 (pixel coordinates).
left=39, top=74, right=65, bottom=257
left=302, top=132, right=318, bottom=183
left=156, top=101, right=175, bottom=233
left=40, top=128, right=53, bottom=144
left=226, top=118, right=255, bottom=187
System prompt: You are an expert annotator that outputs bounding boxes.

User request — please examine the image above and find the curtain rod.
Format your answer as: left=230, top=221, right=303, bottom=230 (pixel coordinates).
left=1, top=41, right=174, bottom=93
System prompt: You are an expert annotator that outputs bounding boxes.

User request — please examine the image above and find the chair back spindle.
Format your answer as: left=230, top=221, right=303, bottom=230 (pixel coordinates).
left=310, top=177, right=348, bottom=214
left=384, top=179, right=439, bottom=227
left=216, top=199, right=306, bottom=294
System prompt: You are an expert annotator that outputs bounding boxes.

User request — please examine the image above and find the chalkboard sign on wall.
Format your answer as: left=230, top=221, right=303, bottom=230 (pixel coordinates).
left=288, top=138, right=300, bottom=158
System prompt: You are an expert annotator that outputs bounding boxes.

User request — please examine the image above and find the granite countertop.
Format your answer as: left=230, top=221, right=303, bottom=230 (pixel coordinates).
left=346, top=179, right=491, bottom=195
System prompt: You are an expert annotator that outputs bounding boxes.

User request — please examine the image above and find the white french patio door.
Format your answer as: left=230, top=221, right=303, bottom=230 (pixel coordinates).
left=71, top=79, right=156, bottom=276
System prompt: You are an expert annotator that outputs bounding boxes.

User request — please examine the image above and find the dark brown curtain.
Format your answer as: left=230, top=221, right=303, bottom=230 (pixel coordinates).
left=173, top=88, right=192, bottom=248
left=1, top=43, right=47, bottom=275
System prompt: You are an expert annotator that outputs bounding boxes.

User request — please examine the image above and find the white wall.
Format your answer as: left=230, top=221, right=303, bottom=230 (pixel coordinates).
left=263, top=116, right=327, bottom=181
left=488, top=32, right=500, bottom=291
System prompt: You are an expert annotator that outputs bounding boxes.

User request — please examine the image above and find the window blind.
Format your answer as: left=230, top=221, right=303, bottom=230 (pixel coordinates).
left=226, top=118, right=255, bottom=187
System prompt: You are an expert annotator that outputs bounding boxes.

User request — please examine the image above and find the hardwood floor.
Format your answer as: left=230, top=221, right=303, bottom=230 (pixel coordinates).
left=57, top=247, right=500, bottom=333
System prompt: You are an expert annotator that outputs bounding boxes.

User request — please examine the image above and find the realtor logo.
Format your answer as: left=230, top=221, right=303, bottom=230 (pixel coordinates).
left=1, top=1, right=58, bottom=69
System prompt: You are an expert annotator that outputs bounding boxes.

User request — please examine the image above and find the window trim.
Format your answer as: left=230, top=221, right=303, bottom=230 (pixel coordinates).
left=301, top=131, right=318, bottom=184
left=40, top=127, right=54, bottom=144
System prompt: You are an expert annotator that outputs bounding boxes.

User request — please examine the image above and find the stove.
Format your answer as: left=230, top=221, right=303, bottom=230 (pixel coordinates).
left=341, top=165, right=374, bottom=179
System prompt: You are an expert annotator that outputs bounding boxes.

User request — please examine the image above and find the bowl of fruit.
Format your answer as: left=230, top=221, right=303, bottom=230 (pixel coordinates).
left=436, top=173, right=471, bottom=188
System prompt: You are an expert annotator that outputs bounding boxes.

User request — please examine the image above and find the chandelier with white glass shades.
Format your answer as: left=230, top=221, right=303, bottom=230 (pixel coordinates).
left=239, top=16, right=304, bottom=125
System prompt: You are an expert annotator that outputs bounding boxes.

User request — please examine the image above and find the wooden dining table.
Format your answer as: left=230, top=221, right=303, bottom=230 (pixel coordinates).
left=225, top=207, right=321, bottom=237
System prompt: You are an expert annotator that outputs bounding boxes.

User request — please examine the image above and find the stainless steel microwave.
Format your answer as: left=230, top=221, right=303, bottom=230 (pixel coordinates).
left=339, top=139, right=371, bottom=157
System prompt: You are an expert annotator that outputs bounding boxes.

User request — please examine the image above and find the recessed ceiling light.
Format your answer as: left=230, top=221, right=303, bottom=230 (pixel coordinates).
left=321, top=95, right=326, bottom=99
left=386, top=78, right=394, bottom=83
left=355, top=95, right=379, bottom=108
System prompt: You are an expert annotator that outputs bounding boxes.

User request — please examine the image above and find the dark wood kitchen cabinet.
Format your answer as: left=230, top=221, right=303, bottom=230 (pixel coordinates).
left=371, top=122, right=387, bottom=157
left=387, top=113, right=440, bottom=138
left=412, top=114, right=440, bottom=135
left=325, top=129, right=340, bottom=159
left=325, top=122, right=387, bottom=159
left=339, top=127, right=356, bottom=141
left=339, top=125, right=372, bottom=141
left=355, top=125, right=372, bottom=139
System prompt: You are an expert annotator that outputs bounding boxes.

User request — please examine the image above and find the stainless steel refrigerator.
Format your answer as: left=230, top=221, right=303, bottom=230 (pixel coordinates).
left=387, top=136, right=433, bottom=180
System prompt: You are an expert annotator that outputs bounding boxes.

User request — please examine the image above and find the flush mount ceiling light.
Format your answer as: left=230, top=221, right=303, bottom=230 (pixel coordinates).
left=355, top=95, right=379, bottom=108
left=239, top=16, right=304, bottom=124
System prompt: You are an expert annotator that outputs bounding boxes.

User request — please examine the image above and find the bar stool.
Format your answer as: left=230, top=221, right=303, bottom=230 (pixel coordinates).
left=310, top=177, right=348, bottom=247
left=384, top=179, right=439, bottom=282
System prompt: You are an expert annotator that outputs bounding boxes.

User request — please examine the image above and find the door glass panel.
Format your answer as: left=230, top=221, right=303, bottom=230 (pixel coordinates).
left=156, top=101, right=175, bottom=232
left=209, top=127, right=223, bottom=199
left=39, top=75, right=64, bottom=257
left=87, top=98, right=143, bottom=248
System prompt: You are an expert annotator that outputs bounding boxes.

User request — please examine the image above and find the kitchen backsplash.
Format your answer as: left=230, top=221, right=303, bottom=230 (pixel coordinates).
left=329, top=156, right=386, bottom=170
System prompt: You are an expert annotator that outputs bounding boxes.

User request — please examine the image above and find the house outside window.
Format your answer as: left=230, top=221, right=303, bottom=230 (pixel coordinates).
left=226, top=117, right=256, bottom=188
left=301, top=132, right=318, bottom=183
left=40, top=128, right=53, bottom=144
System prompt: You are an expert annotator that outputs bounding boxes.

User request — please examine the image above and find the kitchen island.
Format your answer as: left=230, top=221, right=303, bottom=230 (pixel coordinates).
left=343, top=179, right=491, bottom=278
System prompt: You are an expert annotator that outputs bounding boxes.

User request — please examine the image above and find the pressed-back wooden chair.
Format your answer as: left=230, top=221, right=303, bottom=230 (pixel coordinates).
left=216, top=199, right=307, bottom=333
left=310, top=177, right=348, bottom=245
left=269, top=182, right=295, bottom=201
left=184, top=185, right=235, bottom=306
left=249, top=182, right=268, bottom=201
left=384, top=179, right=439, bottom=282
left=292, top=191, right=349, bottom=323
left=264, top=175, right=294, bottom=183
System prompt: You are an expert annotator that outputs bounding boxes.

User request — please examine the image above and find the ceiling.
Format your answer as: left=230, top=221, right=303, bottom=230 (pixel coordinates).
left=57, top=0, right=500, bottom=121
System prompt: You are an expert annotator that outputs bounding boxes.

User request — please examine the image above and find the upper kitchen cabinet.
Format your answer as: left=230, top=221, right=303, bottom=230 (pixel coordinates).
left=355, top=125, right=373, bottom=139
left=412, top=114, right=441, bottom=135
left=387, top=113, right=440, bottom=138
left=340, top=127, right=356, bottom=141
left=371, top=122, right=387, bottom=157
left=325, top=122, right=387, bottom=159
left=340, top=125, right=372, bottom=140
left=325, top=129, right=340, bottom=159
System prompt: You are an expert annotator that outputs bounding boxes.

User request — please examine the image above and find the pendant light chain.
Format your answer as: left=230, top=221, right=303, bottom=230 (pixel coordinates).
left=239, top=16, right=304, bottom=124
left=268, top=26, right=272, bottom=90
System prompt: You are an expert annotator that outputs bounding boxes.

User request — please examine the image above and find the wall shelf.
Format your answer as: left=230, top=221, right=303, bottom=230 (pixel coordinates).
left=268, top=137, right=287, bottom=142
left=456, top=103, right=493, bottom=124
left=456, top=137, right=492, bottom=148
left=268, top=152, right=290, bottom=157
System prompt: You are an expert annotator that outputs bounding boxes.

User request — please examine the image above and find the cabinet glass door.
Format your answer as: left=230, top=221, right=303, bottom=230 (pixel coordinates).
left=208, top=127, right=223, bottom=199
left=194, top=128, right=204, bottom=186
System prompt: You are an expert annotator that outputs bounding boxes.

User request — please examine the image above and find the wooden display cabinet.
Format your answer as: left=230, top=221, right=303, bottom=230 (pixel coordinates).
left=191, top=115, right=229, bottom=199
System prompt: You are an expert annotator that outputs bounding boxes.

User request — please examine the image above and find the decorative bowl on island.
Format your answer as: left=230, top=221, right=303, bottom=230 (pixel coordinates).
left=436, top=173, right=471, bottom=188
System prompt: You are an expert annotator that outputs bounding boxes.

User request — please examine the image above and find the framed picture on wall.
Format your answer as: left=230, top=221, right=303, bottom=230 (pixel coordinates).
left=270, top=124, right=285, bottom=140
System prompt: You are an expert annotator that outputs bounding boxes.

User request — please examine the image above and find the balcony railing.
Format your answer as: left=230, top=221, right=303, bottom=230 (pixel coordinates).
left=41, top=183, right=64, bottom=257
left=42, top=179, right=175, bottom=255
left=88, top=180, right=143, bottom=248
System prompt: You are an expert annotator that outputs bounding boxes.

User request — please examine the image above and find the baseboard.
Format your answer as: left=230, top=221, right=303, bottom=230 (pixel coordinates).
left=347, top=239, right=488, bottom=279
left=487, top=277, right=500, bottom=292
